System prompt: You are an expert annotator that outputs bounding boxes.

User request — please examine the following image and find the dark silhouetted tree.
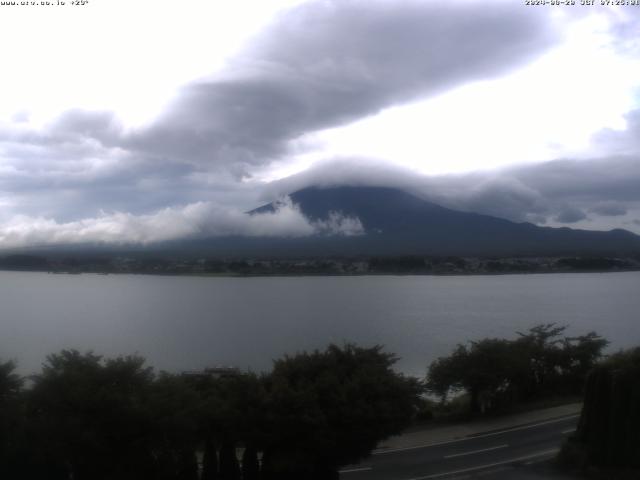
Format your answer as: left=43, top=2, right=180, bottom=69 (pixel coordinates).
left=0, top=360, right=25, bottom=479
left=572, top=347, right=640, bottom=469
left=242, top=445, right=260, bottom=480
left=262, top=344, right=422, bottom=478
left=3, top=343, right=423, bottom=480
left=219, top=442, right=241, bottom=480
left=514, top=323, right=568, bottom=398
left=427, top=325, right=608, bottom=414
left=560, top=332, right=608, bottom=393
left=427, top=339, right=519, bottom=413
left=201, top=438, right=219, bottom=480
left=177, top=449, right=199, bottom=480
left=26, top=350, right=156, bottom=480
left=147, top=372, right=202, bottom=480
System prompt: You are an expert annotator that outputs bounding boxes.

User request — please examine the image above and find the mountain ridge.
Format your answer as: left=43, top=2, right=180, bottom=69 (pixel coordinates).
left=248, top=185, right=640, bottom=256
left=3, top=186, right=639, bottom=258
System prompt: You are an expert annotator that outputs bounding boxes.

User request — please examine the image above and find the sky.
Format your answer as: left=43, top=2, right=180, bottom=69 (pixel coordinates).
left=1, top=0, right=640, bottom=248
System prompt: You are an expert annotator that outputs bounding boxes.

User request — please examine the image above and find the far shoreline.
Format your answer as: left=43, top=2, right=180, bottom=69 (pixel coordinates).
left=1, top=266, right=639, bottom=279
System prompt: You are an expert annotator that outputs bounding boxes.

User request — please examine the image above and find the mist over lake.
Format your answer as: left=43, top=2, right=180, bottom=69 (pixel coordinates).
left=2, top=271, right=638, bottom=377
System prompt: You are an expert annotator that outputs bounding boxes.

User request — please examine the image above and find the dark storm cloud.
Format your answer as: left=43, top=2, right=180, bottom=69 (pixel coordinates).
left=554, top=207, right=588, bottom=224
left=512, top=156, right=640, bottom=204
left=0, top=148, right=260, bottom=221
left=0, top=0, right=561, bottom=225
left=128, top=0, right=559, bottom=168
left=456, top=155, right=640, bottom=228
left=3, top=1, right=638, bottom=245
left=267, top=153, right=640, bottom=231
left=589, top=202, right=627, bottom=217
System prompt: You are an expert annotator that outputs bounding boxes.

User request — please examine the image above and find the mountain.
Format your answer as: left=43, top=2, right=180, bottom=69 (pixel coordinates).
left=14, top=186, right=640, bottom=259
left=243, top=186, right=640, bottom=257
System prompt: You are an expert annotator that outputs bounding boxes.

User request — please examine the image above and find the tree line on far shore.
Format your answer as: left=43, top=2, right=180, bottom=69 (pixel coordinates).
left=0, top=324, right=624, bottom=479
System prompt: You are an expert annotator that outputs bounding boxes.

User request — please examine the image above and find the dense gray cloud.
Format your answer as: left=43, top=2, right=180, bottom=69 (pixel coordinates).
left=456, top=156, right=640, bottom=230
left=0, top=198, right=363, bottom=249
left=591, top=109, right=640, bottom=157
left=0, top=1, right=638, bottom=246
left=589, top=202, right=627, bottom=217
left=554, top=207, right=587, bottom=224
left=129, top=0, right=558, bottom=168
left=2, top=1, right=559, bottom=171
left=0, top=0, right=561, bottom=231
left=4, top=151, right=637, bottom=248
left=0, top=0, right=557, bottom=234
left=266, top=153, right=640, bottom=233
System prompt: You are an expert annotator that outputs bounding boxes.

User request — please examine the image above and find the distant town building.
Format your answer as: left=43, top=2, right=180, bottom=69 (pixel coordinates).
left=182, top=366, right=242, bottom=380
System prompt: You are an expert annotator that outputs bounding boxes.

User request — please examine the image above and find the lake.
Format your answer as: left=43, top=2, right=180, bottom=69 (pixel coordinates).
left=1, top=271, right=639, bottom=377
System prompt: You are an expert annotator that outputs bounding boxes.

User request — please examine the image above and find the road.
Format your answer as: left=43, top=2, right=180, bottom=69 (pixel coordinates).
left=339, top=414, right=579, bottom=480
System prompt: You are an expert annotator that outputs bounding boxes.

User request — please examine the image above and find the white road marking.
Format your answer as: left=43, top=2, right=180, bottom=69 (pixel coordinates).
left=405, top=448, right=560, bottom=480
left=374, top=414, right=579, bottom=455
left=524, top=457, right=552, bottom=466
left=561, top=428, right=576, bottom=434
left=443, top=444, right=508, bottom=459
left=462, top=415, right=580, bottom=440
left=339, top=466, right=373, bottom=474
left=476, top=467, right=510, bottom=477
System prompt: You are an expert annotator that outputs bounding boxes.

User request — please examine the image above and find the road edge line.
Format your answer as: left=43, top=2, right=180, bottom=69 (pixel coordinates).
left=406, top=448, right=560, bottom=480
left=374, top=414, right=579, bottom=455
left=443, top=444, right=508, bottom=459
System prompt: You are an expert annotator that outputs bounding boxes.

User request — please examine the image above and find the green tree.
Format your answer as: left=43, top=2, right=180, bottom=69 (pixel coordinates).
left=261, top=344, right=422, bottom=479
left=190, top=372, right=267, bottom=480
left=147, top=372, right=202, bottom=480
left=579, top=347, right=640, bottom=467
left=562, top=347, right=640, bottom=473
left=201, top=438, right=219, bottom=480
left=218, top=442, right=241, bottom=480
left=0, top=360, right=21, bottom=400
left=427, top=339, right=519, bottom=413
left=427, top=325, right=608, bottom=414
left=513, top=324, right=568, bottom=398
left=26, top=350, right=156, bottom=480
left=513, top=324, right=608, bottom=398
left=241, top=446, right=260, bottom=480
left=176, top=449, right=199, bottom=480
left=560, top=332, right=608, bottom=393
left=0, top=360, right=25, bottom=479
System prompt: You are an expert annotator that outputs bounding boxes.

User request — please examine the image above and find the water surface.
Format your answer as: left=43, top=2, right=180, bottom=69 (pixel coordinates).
left=1, top=271, right=638, bottom=376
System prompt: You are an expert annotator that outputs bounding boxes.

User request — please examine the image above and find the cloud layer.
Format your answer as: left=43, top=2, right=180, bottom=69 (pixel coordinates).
left=266, top=152, right=640, bottom=233
left=0, top=0, right=559, bottom=221
left=0, top=0, right=638, bottom=246
left=129, top=0, right=557, bottom=168
left=0, top=198, right=363, bottom=249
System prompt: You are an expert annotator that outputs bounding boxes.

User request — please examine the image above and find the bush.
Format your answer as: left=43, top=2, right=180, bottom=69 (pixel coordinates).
left=426, top=324, right=608, bottom=415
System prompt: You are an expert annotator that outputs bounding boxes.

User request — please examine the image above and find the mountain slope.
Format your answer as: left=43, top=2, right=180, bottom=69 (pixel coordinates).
left=247, top=186, right=640, bottom=256
left=19, top=186, right=639, bottom=258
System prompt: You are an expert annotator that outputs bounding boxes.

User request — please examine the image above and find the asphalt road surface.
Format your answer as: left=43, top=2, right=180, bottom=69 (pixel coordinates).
left=339, top=414, right=579, bottom=480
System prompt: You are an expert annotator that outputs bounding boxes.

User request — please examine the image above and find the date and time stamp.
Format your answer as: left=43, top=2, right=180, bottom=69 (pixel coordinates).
left=1, top=0, right=638, bottom=8
left=526, top=0, right=640, bottom=5
left=0, top=1, right=89, bottom=6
